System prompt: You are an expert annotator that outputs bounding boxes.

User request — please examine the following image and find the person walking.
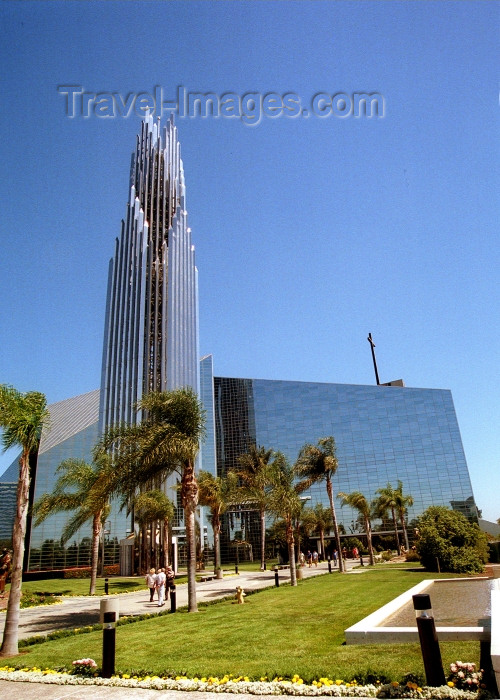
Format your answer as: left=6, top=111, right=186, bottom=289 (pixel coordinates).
left=332, top=549, right=338, bottom=566
left=145, top=567, right=157, bottom=603
left=165, top=565, right=174, bottom=600
left=312, top=550, right=319, bottom=566
left=306, top=550, right=312, bottom=567
left=156, top=567, right=166, bottom=606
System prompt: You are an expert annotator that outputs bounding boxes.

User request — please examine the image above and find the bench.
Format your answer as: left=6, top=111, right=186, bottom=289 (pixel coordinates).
left=199, top=575, right=216, bottom=582
left=275, top=565, right=289, bottom=570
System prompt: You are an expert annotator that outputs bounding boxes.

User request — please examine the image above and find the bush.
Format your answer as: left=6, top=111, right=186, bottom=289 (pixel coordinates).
left=381, top=550, right=393, bottom=561
left=63, top=564, right=119, bottom=579
left=404, top=550, right=420, bottom=563
left=416, top=506, right=488, bottom=574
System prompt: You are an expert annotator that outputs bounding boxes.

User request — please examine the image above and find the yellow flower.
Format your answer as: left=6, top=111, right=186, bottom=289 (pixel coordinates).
left=447, top=681, right=454, bottom=687
left=335, top=679, right=343, bottom=685
left=122, top=674, right=130, bottom=679
left=391, top=681, right=399, bottom=687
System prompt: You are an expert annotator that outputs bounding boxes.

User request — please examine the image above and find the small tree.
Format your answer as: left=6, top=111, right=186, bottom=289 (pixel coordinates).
left=0, top=385, right=49, bottom=657
left=235, top=444, right=274, bottom=570
left=197, top=470, right=238, bottom=573
left=416, top=506, right=488, bottom=573
left=33, top=455, right=116, bottom=594
left=394, top=480, right=414, bottom=551
left=338, top=490, right=376, bottom=565
left=301, top=504, right=333, bottom=560
left=295, top=436, right=345, bottom=571
left=373, top=483, right=402, bottom=555
left=267, top=452, right=302, bottom=585
left=99, top=388, right=205, bottom=612
left=131, top=490, right=175, bottom=570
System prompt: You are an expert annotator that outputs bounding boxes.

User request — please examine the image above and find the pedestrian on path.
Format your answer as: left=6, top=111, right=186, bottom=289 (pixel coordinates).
left=145, top=568, right=157, bottom=602
left=156, top=568, right=166, bottom=606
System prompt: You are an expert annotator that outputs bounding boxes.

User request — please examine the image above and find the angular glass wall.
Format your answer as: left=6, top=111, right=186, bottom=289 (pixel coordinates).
left=26, top=390, right=129, bottom=571
left=213, top=377, right=478, bottom=562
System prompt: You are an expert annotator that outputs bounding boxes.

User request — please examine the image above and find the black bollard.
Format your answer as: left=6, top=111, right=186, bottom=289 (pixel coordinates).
left=328, top=557, right=332, bottom=574
left=170, top=584, right=177, bottom=613
left=359, top=553, right=364, bottom=567
left=412, top=594, right=445, bottom=686
left=104, top=577, right=109, bottom=595
left=274, top=569, right=279, bottom=587
left=102, top=611, right=116, bottom=678
left=235, top=564, right=239, bottom=574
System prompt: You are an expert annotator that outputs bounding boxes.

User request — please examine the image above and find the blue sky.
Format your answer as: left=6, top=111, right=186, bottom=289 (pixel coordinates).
left=1, top=1, right=498, bottom=520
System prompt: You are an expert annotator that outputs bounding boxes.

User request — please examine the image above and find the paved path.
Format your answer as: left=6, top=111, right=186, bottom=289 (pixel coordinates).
left=1, top=560, right=360, bottom=640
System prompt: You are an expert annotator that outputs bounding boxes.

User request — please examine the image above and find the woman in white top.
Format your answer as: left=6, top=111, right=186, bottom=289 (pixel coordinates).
left=145, top=568, right=157, bottom=602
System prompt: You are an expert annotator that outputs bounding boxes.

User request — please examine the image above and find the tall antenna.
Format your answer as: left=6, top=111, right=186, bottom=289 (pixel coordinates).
left=367, top=333, right=381, bottom=385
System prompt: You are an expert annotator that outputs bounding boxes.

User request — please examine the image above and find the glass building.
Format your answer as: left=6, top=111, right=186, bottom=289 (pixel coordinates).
left=199, top=358, right=477, bottom=562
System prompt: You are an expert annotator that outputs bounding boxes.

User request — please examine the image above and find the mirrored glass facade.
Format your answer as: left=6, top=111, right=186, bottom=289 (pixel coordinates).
left=210, top=373, right=477, bottom=561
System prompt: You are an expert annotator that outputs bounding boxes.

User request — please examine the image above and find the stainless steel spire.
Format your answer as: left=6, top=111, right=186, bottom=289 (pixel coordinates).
left=99, top=114, right=199, bottom=432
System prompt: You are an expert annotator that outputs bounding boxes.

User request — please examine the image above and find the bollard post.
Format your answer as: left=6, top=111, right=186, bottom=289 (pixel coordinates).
left=235, top=564, right=239, bottom=574
left=104, top=577, right=109, bottom=595
left=170, top=584, right=177, bottom=613
left=100, top=598, right=119, bottom=679
left=359, top=553, right=364, bottom=567
left=328, top=557, right=332, bottom=574
left=274, top=568, right=279, bottom=587
left=412, top=594, right=445, bottom=686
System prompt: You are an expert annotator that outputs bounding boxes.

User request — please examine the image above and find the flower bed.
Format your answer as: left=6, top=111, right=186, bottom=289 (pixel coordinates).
left=0, top=665, right=490, bottom=698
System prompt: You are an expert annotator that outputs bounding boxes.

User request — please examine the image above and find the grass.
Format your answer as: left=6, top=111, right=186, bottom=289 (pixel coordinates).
left=13, top=567, right=479, bottom=683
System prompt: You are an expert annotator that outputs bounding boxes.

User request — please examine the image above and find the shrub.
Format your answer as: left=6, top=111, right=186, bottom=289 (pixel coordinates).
left=404, top=550, right=420, bottom=563
left=63, top=564, right=119, bottom=579
left=416, top=506, right=488, bottom=574
left=381, top=550, right=393, bottom=561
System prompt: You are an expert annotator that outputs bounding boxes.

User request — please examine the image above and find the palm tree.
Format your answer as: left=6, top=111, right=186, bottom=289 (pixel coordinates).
left=197, top=470, right=238, bottom=573
left=302, top=503, right=333, bottom=560
left=394, top=480, right=414, bottom=551
left=235, top=444, right=274, bottom=570
left=267, top=452, right=302, bottom=585
left=338, top=491, right=375, bottom=565
left=373, top=483, right=401, bottom=555
left=100, top=387, right=205, bottom=612
left=33, top=454, right=116, bottom=595
left=0, top=384, right=49, bottom=657
left=295, top=436, right=345, bottom=572
left=131, top=489, right=175, bottom=570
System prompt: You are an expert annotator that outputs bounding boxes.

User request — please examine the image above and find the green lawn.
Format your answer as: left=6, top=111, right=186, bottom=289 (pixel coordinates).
left=15, top=568, right=478, bottom=683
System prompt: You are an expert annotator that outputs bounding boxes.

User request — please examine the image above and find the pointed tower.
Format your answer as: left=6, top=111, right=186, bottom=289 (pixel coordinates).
left=99, top=115, right=199, bottom=432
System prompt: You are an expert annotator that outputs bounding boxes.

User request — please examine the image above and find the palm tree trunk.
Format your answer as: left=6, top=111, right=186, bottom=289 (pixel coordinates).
left=365, top=516, right=375, bottom=566
left=326, top=476, right=344, bottom=572
left=1, top=450, right=30, bottom=657
left=391, top=506, right=401, bottom=555
left=319, top=528, right=326, bottom=560
left=89, top=512, right=101, bottom=595
left=163, top=520, right=169, bottom=567
left=214, top=526, right=221, bottom=572
left=401, top=515, right=409, bottom=551
left=260, top=506, right=266, bottom=570
left=286, top=520, right=297, bottom=586
left=182, top=460, right=198, bottom=612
